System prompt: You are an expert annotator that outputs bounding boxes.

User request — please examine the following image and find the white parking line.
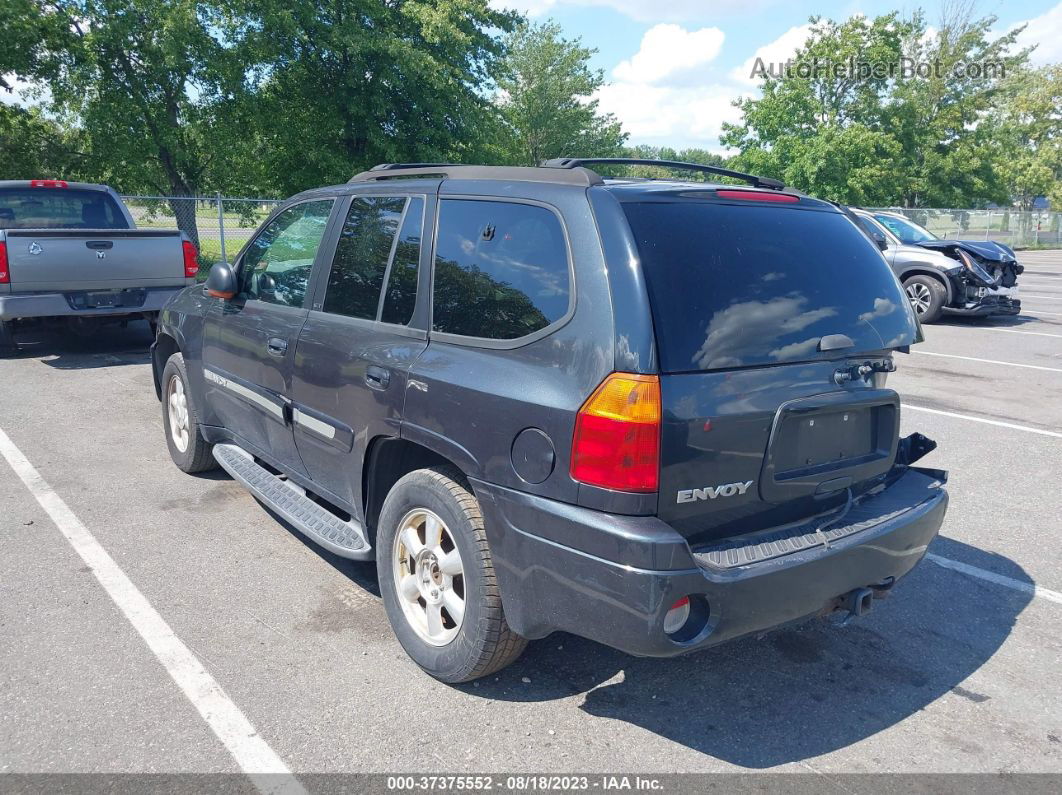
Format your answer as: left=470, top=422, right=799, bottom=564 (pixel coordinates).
left=901, top=404, right=1062, bottom=438
left=900, top=405, right=1062, bottom=437
left=927, top=554, right=1062, bottom=605
left=911, top=350, right=1062, bottom=373
left=0, top=426, right=304, bottom=794
left=945, top=327, right=1062, bottom=339
left=1027, top=310, right=1062, bottom=317
left=1023, top=294, right=1062, bottom=300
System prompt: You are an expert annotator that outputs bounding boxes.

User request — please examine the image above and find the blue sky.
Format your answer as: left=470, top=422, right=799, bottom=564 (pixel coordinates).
left=494, top=0, right=1062, bottom=151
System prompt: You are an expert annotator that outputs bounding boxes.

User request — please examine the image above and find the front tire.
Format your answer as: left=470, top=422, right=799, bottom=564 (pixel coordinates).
left=903, top=275, right=947, bottom=324
left=376, top=466, right=527, bottom=683
left=161, top=352, right=217, bottom=473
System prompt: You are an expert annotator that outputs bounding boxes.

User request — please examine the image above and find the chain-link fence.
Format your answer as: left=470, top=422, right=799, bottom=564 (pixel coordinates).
left=120, top=195, right=283, bottom=269
left=866, top=208, right=1061, bottom=248
left=120, top=196, right=1061, bottom=277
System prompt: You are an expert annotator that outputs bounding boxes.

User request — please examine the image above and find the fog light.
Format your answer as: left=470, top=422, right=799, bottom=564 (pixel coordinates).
left=663, top=596, right=691, bottom=635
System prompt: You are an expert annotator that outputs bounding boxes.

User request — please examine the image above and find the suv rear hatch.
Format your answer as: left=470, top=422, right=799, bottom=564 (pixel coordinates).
left=620, top=191, right=921, bottom=544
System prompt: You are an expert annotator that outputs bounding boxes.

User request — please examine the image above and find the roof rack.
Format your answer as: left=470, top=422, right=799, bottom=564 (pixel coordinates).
left=540, top=158, right=786, bottom=190
left=349, top=163, right=603, bottom=186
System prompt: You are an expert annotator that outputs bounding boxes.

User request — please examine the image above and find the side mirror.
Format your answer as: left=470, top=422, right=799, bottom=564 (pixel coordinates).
left=205, top=262, right=237, bottom=299
left=874, top=235, right=889, bottom=252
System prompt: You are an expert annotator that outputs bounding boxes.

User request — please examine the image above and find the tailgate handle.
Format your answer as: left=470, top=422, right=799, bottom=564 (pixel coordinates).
left=819, top=333, right=854, bottom=352
left=85, top=240, right=114, bottom=250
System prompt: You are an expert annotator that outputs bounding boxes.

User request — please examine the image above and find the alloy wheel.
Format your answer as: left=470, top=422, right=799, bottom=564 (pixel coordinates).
left=167, top=374, right=190, bottom=453
left=905, top=282, right=932, bottom=315
left=392, top=508, right=465, bottom=646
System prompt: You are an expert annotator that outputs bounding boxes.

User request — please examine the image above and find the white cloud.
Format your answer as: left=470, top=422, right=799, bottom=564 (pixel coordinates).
left=491, top=0, right=757, bottom=24
left=596, top=79, right=742, bottom=148
left=613, top=24, right=724, bottom=84
left=596, top=23, right=750, bottom=149
left=1009, top=1, right=1062, bottom=65
left=730, top=23, right=812, bottom=85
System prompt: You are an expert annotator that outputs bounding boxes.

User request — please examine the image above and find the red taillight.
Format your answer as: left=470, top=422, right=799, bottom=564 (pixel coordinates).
left=0, top=241, right=9, bottom=283
left=570, top=372, right=660, bottom=492
left=182, top=241, right=199, bottom=278
left=716, top=189, right=798, bottom=203
left=29, top=179, right=68, bottom=188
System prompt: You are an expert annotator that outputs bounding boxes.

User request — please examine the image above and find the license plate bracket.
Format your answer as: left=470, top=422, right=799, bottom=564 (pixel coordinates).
left=759, top=389, right=899, bottom=502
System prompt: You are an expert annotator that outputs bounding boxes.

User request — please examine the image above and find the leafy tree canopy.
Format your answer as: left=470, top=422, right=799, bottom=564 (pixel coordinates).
left=492, top=21, right=626, bottom=166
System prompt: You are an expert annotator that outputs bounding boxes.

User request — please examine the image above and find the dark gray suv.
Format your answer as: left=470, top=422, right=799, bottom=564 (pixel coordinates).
left=151, top=159, right=949, bottom=682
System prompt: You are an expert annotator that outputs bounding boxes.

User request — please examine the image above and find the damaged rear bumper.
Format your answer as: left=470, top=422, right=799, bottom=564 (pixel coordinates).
left=473, top=433, right=947, bottom=658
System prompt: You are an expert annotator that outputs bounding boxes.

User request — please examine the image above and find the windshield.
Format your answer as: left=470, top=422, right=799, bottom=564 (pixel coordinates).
left=623, top=201, right=919, bottom=373
left=873, top=214, right=937, bottom=244
left=0, top=188, right=129, bottom=230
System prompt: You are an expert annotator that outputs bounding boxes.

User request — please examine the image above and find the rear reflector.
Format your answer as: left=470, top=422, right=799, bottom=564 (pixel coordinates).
left=663, top=596, right=691, bottom=635
left=29, top=179, right=68, bottom=188
left=570, top=372, right=660, bottom=492
left=716, top=189, right=798, bottom=203
left=0, top=241, right=9, bottom=283
left=182, top=241, right=199, bottom=278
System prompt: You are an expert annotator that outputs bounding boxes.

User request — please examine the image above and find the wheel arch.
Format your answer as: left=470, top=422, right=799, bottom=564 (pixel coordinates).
left=899, top=267, right=955, bottom=305
left=363, top=436, right=470, bottom=547
left=152, top=332, right=181, bottom=400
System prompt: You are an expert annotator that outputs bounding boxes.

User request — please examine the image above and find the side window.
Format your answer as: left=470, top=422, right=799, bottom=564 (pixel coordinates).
left=240, top=200, right=334, bottom=308
left=322, top=196, right=406, bottom=320
left=857, top=216, right=887, bottom=244
left=432, top=199, right=570, bottom=340
left=380, top=197, right=424, bottom=325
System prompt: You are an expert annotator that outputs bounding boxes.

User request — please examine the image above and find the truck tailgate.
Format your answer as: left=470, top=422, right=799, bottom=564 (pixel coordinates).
left=5, top=229, right=187, bottom=291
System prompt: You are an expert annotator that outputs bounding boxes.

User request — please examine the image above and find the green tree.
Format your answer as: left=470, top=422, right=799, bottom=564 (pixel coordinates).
left=886, top=7, right=1029, bottom=207
left=233, top=0, right=518, bottom=196
left=8, top=0, right=251, bottom=246
left=988, top=65, right=1062, bottom=211
left=722, top=10, right=1029, bottom=207
left=493, top=21, right=626, bottom=166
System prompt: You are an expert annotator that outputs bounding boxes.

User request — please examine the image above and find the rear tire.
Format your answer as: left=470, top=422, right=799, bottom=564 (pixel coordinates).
left=161, top=352, right=217, bottom=473
left=0, top=320, right=16, bottom=357
left=376, top=466, right=527, bottom=683
left=903, top=275, right=947, bottom=324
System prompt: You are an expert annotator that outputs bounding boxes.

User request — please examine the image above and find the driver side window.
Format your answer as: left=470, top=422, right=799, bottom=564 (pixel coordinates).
left=239, top=199, right=335, bottom=308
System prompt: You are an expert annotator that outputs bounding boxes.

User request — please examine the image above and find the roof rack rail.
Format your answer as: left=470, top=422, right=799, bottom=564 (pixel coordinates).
left=540, top=158, right=785, bottom=190
left=349, top=163, right=603, bottom=186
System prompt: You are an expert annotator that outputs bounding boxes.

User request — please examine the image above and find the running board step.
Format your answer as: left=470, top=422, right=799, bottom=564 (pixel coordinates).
left=213, top=443, right=372, bottom=561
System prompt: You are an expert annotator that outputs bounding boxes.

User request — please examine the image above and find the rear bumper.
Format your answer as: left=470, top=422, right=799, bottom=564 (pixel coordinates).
left=473, top=468, right=947, bottom=657
left=0, top=287, right=183, bottom=321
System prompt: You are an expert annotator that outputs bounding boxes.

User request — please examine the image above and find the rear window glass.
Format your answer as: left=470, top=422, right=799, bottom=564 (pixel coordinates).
left=623, top=201, right=918, bottom=372
left=0, top=188, right=128, bottom=230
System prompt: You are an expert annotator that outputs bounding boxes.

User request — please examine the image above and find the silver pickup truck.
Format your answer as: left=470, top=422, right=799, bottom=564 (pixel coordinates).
left=0, top=180, right=197, bottom=354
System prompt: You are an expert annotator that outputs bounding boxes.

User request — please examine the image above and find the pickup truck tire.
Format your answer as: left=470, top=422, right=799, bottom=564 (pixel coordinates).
left=903, top=274, right=947, bottom=324
left=0, top=320, right=16, bottom=357
left=377, top=466, right=527, bottom=683
left=161, top=353, right=217, bottom=473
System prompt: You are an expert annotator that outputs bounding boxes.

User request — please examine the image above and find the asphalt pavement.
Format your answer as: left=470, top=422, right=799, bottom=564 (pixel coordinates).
left=1, top=251, right=1061, bottom=779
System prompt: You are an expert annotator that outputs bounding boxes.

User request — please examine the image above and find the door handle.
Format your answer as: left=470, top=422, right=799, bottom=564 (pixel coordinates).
left=365, top=365, right=390, bottom=390
left=267, top=337, right=288, bottom=357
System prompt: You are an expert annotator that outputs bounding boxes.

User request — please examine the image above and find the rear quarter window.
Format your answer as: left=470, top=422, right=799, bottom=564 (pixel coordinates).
left=431, top=199, right=571, bottom=341
left=622, top=200, right=918, bottom=372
